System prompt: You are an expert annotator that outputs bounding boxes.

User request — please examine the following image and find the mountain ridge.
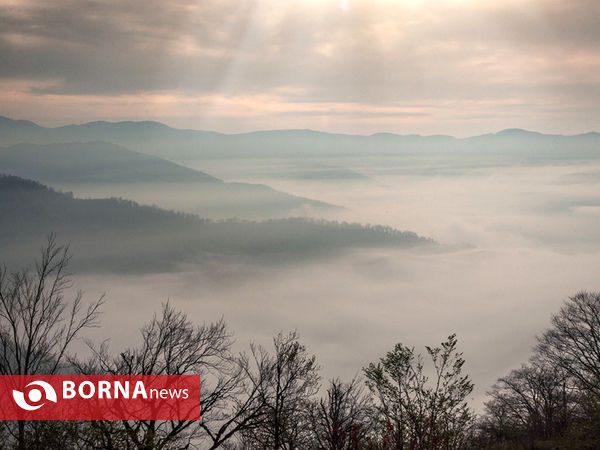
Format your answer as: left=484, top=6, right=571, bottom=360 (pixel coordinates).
left=1, top=116, right=597, bottom=139
left=1, top=116, right=598, bottom=161
left=0, top=174, right=432, bottom=273
left=0, top=141, right=339, bottom=218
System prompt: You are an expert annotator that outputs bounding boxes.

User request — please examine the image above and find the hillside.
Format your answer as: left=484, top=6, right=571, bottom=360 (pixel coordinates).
left=0, top=175, right=433, bottom=273
left=0, top=141, right=218, bottom=183
left=0, top=142, right=337, bottom=218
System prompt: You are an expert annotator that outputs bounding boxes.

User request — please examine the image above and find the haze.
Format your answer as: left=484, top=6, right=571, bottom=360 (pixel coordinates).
left=1, top=0, right=599, bottom=135
left=74, top=155, right=600, bottom=411
left=1, top=0, right=599, bottom=415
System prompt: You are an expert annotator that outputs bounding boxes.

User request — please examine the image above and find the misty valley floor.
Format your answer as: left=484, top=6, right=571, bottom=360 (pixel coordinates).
left=56, top=158, right=600, bottom=413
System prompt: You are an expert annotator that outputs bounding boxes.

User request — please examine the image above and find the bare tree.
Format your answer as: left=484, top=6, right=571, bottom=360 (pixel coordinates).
left=364, top=334, right=474, bottom=450
left=0, top=234, right=104, bottom=449
left=537, top=291, right=600, bottom=399
left=239, top=331, right=320, bottom=449
left=307, top=377, right=372, bottom=450
left=74, top=303, right=242, bottom=449
left=480, top=361, right=574, bottom=447
left=475, top=292, right=600, bottom=448
left=197, top=348, right=273, bottom=449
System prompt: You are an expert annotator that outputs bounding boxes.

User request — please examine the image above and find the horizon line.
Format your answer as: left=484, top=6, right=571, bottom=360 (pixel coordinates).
left=1, top=115, right=599, bottom=140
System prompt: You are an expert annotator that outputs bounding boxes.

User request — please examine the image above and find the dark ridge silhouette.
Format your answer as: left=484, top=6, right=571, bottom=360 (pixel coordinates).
left=0, top=174, right=433, bottom=273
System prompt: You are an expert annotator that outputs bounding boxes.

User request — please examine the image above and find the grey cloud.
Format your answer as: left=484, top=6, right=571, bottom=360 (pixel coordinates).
left=0, top=0, right=255, bottom=94
left=0, top=0, right=596, bottom=97
left=0, top=0, right=599, bottom=136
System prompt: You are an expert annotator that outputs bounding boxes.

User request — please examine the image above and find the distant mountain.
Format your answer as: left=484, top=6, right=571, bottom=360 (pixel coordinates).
left=494, top=128, right=546, bottom=137
left=0, top=142, right=337, bottom=218
left=0, top=116, right=40, bottom=132
left=0, top=116, right=598, bottom=162
left=0, top=116, right=226, bottom=158
left=0, top=142, right=218, bottom=183
left=0, top=174, right=433, bottom=273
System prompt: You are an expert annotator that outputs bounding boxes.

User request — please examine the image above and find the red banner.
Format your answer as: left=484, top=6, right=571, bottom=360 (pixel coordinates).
left=0, top=375, right=200, bottom=420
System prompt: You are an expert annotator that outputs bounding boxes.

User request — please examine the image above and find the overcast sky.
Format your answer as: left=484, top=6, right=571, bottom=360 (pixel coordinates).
left=1, top=0, right=599, bottom=135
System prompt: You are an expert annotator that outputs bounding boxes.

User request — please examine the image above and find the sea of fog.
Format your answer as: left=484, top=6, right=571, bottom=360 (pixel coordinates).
left=69, top=157, right=600, bottom=411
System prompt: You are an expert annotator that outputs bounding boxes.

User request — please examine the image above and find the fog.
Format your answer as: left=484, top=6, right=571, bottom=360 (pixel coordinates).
left=2, top=0, right=599, bottom=439
left=60, top=156, right=600, bottom=412
left=184, top=157, right=600, bottom=250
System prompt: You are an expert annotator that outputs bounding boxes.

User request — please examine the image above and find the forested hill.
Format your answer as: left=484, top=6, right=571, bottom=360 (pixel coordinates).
left=0, top=175, right=433, bottom=272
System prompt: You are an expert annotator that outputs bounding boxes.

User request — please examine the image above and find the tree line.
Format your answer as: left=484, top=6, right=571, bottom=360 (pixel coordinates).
left=0, top=236, right=598, bottom=449
left=472, top=290, right=600, bottom=448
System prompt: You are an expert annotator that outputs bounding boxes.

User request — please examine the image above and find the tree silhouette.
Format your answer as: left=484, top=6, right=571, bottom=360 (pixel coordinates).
left=537, top=291, right=600, bottom=399
left=0, top=234, right=103, bottom=449
left=364, top=334, right=474, bottom=449
left=307, top=376, right=372, bottom=450
left=239, top=331, right=320, bottom=449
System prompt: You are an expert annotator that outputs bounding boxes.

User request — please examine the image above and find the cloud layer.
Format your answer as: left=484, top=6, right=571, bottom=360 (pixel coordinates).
left=1, top=0, right=599, bottom=134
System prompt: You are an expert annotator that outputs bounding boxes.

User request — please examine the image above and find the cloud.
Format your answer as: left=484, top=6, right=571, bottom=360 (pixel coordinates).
left=73, top=244, right=600, bottom=413
left=63, top=156, right=600, bottom=412
left=0, top=0, right=599, bottom=134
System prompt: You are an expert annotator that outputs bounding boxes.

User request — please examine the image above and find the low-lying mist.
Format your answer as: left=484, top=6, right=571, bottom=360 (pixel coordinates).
left=73, top=245, right=599, bottom=412
left=60, top=157, right=600, bottom=411
left=184, top=157, right=600, bottom=250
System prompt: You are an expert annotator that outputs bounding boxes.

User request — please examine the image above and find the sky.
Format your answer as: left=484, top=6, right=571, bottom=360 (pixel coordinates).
left=0, top=0, right=599, bottom=136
